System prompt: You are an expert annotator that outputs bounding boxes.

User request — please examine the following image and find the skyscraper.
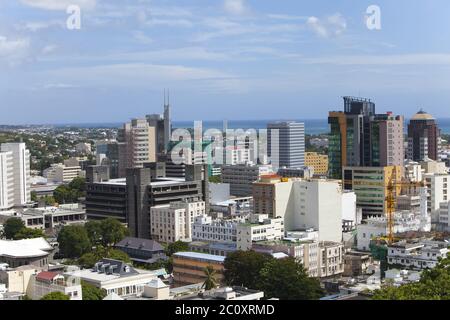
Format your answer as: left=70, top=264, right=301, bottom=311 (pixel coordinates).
left=0, top=143, right=31, bottom=209
left=407, top=110, right=441, bottom=161
left=267, top=121, right=305, bottom=170
left=328, top=97, right=404, bottom=178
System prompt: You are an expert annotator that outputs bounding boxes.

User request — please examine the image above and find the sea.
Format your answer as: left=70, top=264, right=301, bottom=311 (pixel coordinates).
left=57, top=118, right=450, bottom=135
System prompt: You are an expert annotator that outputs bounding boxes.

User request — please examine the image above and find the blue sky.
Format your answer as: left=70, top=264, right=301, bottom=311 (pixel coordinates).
left=1, top=0, right=450, bottom=124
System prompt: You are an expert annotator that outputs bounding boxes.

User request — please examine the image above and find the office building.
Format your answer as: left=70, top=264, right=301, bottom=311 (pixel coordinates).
left=267, top=121, right=305, bottom=170
left=407, top=110, right=441, bottom=161
left=221, top=163, right=273, bottom=197
left=43, top=162, right=82, bottom=184
left=328, top=97, right=404, bottom=178
left=424, top=173, right=449, bottom=222
left=192, top=215, right=240, bottom=244
left=96, top=140, right=121, bottom=179
left=343, top=166, right=402, bottom=218
left=305, top=152, right=328, bottom=175
left=236, top=214, right=284, bottom=251
left=172, top=252, right=225, bottom=286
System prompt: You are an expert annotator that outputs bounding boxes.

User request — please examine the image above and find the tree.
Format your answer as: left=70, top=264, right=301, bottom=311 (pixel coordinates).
left=372, top=254, right=450, bottom=300
left=41, top=292, right=70, bottom=300
left=224, top=251, right=273, bottom=289
left=166, top=241, right=190, bottom=256
left=202, top=265, right=218, bottom=291
left=31, top=191, right=38, bottom=202
left=3, top=218, right=25, bottom=240
left=14, top=227, right=45, bottom=240
left=57, top=225, right=91, bottom=259
left=78, top=247, right=131, bottom=268
left=209, top=175, right=221, bottom=183
left=85, top=220, right=102, bottom=246
left=99, top=218, right=128, bottom=247
left=68, top=177, right=86, bottom=193
left=259, top=257, right=324, bottom=300
left=81, top=281, right=107, bottom=300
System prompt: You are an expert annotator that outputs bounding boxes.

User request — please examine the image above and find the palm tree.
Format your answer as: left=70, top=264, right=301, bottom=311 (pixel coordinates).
left=202, top=265, right=218, bottom=291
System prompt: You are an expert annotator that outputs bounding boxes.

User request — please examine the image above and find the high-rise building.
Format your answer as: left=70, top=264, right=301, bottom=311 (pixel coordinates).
left=328, top=97, right=404, bottom=178
left=118, top=119, right=157, bottom=176
left=96, top=140, right=121, bottom=179
left=267, top=121, right=305, bottom=170
left=305, top=152, right=328, bottom=175
left=0, top=143, right=31, bottom=209
left=407, top=110, right=441, bottom=161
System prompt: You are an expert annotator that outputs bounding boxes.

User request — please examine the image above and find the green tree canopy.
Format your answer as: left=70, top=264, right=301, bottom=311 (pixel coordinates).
left=57, top=225, right=91, bottom=259
left=85, top=220, right=102, bottom=246
left=14, top=227, right=45, bottom=240
left=259, top=257, right=324, bottom=300
left=81, top=281, right=107, bottom=300
left=99, top=218, right=128, bottom=247
left=224, top=250, right=273, bottom=288
left=40, top=292, right=70, bottom=300
left=3, top=218, right=25, bottom=239
left=166, top=241, right=190, bottom=256
left=78, top=246, right=131, bottom=268
left=373, top=254, right=450, bottom=300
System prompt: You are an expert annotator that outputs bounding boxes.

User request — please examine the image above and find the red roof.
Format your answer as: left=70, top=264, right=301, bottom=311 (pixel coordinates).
left=36, top=271, right=60, bottom=282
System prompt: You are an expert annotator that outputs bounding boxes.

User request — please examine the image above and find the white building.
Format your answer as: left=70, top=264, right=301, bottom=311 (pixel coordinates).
left=356, top=210, right=431, bottom=251
left=28, top=271, right=82, bottom=300
left=209, top=183, right=230, bottom=204
left=64, top=259, right=158, bottom=298
left=150, top=201, right=206, bottom=243
left=424, top=173, right=449, bottom=222
left=0, top=143, right=31, bottom=210
left=253, top=177, right=344, bottom=243
left=236, top=214, right=284, bottom=251
left=387, top=240, right=449, bottom=270
left=192, top=216, right=242, bottom=243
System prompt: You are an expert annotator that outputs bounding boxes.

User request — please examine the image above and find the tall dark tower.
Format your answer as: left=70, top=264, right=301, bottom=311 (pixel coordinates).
left=407, top=110, right=441, bottom=161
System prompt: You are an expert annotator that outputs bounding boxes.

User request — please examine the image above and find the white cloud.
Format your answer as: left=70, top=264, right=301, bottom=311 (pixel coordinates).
left=20, top=0, right=96, bottom=10
left=132, top=31, right=153, bottom=44
left=307, top=13, right=347, bottom=38
left=302, top=53, right=450, bottom=66
left=44, top=83, right=79, bottom=89
left=224, top=0, right=247, bottom=15
left=0, top=35, right=30, bottom=65
left=41, top=44, right=58, bottom=54
left=18, top=20, right=65, bottom=32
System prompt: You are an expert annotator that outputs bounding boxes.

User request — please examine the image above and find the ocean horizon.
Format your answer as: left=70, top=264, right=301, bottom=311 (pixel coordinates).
left=47, top=118, right=450, bottom=135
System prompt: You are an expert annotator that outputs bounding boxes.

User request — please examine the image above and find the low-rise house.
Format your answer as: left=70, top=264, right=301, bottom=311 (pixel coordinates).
left=115, top=237, right=167, bottom=265
left=64, top=259, right=158, bottom=298
left=28, top=271, right=82, bottom=300
left=387, top=240, right=449, bottom=270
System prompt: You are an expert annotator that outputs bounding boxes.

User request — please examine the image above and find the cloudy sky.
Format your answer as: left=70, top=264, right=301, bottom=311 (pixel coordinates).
left=1, top=0, right=450, bottom=124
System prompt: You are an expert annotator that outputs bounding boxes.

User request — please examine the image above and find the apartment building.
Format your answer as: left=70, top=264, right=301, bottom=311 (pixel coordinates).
left=43, top=162, right=82, bottom=184
left=319, top=242, right=345, bottom=278
left=150, top=201, right=206, bottom=243
left=0, top=143, right=31, bottom=210
left=253, top=176, right=343, bottom=243
left=236, top=214, right=284, bottom=251
left=424, top=173, right=449, bottom=222
left=387, top=240, right=449, bottom=270
left=305, top=152, right=328, bottom=175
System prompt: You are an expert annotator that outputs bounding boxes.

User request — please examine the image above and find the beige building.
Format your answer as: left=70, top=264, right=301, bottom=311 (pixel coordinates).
left=305, top=152, right=328, bottom=175
left=0, top=265, right=40, bottom=294
left=172, top=252, right=225, bottom=286
left=118, top=119, right=156, bottom=176
left=319, top=242, right=344, bottom=278
left=150, top=201, right=206, bottom=243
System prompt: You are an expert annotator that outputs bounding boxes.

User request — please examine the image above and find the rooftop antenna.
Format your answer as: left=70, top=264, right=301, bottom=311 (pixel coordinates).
left=164, top=88, right=166, bottom=106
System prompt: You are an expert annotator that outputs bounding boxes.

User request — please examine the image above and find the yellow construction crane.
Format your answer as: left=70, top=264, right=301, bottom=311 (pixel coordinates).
left=341, top=178, right=426, bottom=244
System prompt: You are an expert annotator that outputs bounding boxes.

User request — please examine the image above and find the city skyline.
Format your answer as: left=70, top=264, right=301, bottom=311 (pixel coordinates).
left=2, top=0, right=450, bottom=123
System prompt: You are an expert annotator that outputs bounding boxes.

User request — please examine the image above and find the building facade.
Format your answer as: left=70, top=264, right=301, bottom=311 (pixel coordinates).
left=267, top=121, right=305, bottom=170
left=407, top=110, right=441, bottom=161
left=305, top=152, right=328, bottom=175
